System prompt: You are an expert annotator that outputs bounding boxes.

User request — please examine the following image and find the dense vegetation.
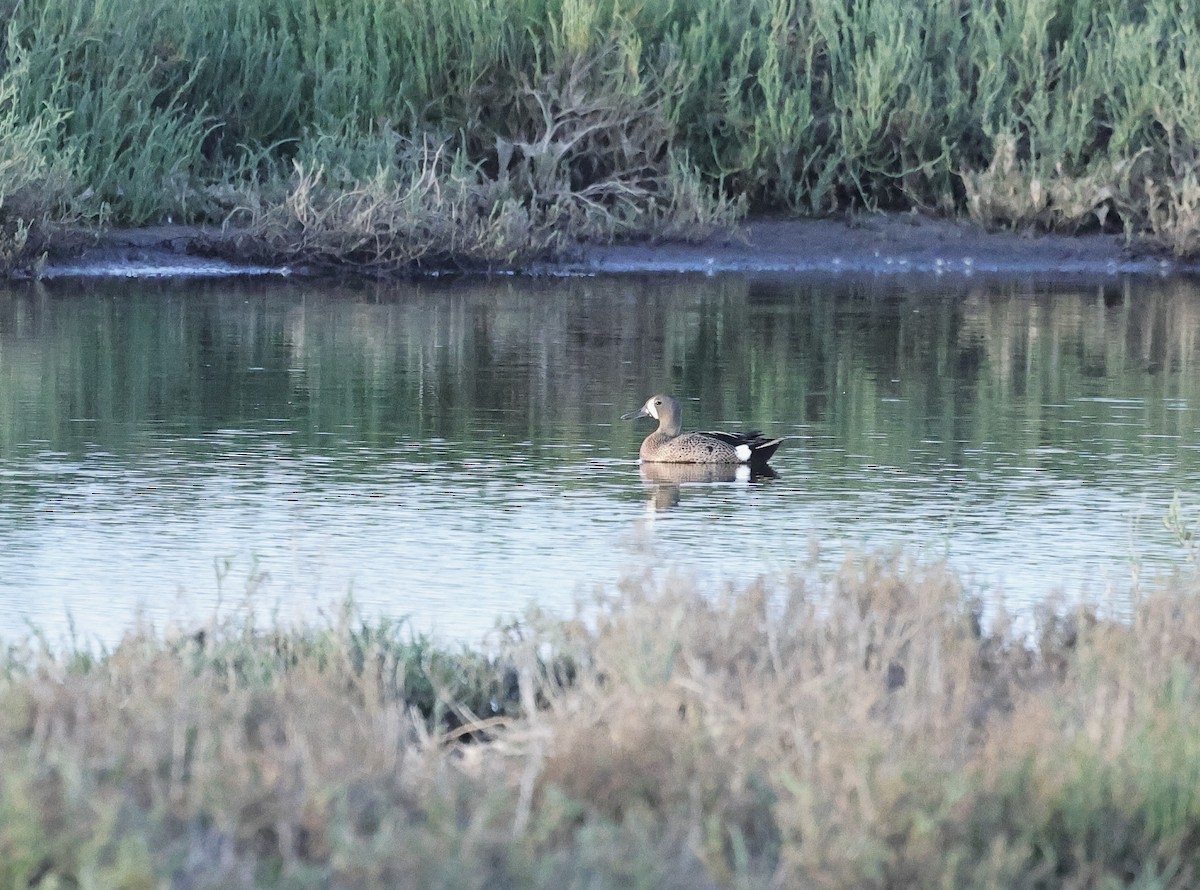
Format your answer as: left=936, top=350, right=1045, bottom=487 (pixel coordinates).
left=4, top=559, right=1200, bottom=887
left=1, top=0, right=1199, bottom=271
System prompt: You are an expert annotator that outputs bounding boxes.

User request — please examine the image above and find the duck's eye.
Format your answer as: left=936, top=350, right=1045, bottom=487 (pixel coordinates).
left=654, top=399, right=662, bottom=406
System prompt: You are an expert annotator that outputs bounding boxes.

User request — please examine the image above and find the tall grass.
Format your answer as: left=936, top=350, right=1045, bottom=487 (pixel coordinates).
left=5, top=559, right=1200, bottom=886
left=1, top=0, right=1199, bottom=270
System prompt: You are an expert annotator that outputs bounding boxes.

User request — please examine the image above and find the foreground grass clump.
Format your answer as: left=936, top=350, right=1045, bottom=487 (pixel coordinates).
left=5, top=560, right=1200, bottom=887
left=2, top=0, right=1200, bottom=271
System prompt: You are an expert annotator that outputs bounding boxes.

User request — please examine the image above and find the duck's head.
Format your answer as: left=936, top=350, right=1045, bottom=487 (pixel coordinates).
left=621, top=394, right=682, bottom=435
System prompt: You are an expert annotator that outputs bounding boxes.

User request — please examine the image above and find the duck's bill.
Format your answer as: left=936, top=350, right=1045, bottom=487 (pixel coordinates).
left=620, top=407, right=650, bottom=420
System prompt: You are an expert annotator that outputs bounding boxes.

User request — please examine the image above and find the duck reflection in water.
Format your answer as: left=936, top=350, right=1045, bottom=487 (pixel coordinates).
left=639, top=461, right=780, bottom=511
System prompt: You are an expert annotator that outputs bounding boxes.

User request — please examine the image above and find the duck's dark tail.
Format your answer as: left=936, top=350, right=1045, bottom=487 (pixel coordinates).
left=748, top=436, right=784, bottom=465
left=707, top=429, right=786, bottom=465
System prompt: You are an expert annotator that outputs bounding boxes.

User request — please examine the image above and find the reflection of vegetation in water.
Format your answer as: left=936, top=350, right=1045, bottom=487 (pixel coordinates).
left=955, top=281, right=1200, bottom=468
left=1164, top=493, right=1200, bottom=566
left=2, top=277, right=1200, bottom=484
left=5, top=560, right=1200, bottom=886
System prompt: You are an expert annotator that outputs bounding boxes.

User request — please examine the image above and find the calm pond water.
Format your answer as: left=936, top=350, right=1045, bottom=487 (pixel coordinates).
left=2, top=273, right=1199, bottom=644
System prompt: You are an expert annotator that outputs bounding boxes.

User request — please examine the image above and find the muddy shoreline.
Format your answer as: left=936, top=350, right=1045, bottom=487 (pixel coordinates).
left=31, top=214, right=1198, bottom=281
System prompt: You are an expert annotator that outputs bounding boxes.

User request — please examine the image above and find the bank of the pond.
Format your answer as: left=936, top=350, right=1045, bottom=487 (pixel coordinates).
left=6, top=0, right=1200, bottom=279
left=32, top=213, right=1196, bottom=281
left=4, top=560, right=1200, bottom=888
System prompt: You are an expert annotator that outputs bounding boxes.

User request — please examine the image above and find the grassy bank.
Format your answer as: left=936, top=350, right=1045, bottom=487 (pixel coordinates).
left=1, top=0, right=1199, bottom=272
left=4, top=559, right=1200, bottom=887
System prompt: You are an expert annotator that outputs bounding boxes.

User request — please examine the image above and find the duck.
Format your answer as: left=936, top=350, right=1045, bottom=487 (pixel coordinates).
left=621, top=394, right=783, bottom=465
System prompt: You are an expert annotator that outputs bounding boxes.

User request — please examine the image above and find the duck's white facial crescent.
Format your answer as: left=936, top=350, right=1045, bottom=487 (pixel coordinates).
left=645, top=398, right=659, bottom=419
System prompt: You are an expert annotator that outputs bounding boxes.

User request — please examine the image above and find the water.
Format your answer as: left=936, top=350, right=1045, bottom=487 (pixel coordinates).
left=2, top=273, right=1199, bottom=645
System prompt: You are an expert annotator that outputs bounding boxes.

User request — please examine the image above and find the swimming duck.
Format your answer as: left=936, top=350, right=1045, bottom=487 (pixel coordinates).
left=621, top=394, right=783, bottom=465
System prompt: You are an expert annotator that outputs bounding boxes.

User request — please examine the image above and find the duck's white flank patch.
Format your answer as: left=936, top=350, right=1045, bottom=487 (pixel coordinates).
left=646, top=398, right=659, bottom=419
left=735, top=443, right=752, bottom=461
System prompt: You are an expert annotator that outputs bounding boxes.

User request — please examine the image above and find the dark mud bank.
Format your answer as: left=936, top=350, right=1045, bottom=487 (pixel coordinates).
left=30, top=215, right=1199, bottom=281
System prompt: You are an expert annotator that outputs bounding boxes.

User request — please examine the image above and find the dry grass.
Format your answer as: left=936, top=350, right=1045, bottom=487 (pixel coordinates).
left=961, top=135, right=1148, bottom=237
left=4, top=557, right=1200, bottom=887
left=218, top=134, right=742, bottom=274
left=1147, top=173, right=1200, bottom=258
